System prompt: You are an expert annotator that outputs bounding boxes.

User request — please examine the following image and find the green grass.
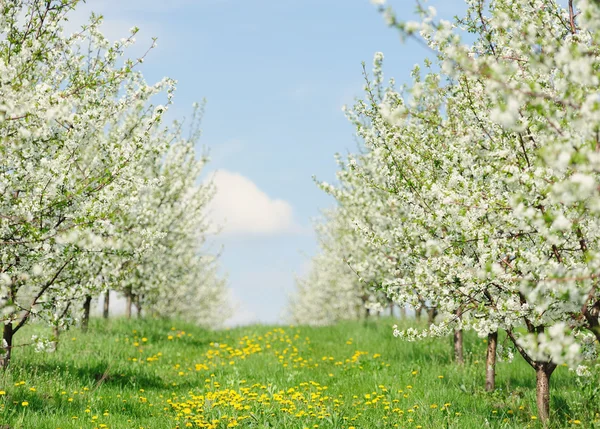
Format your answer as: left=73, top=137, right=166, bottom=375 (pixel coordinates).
left=0, top=317, right=597, bottom=428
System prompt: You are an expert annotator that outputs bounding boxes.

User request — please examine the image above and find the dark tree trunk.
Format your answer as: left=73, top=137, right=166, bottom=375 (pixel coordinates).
left=360, top=294, right=369, bottom=320
left=136, top=295, right=142, bottom=319
left=103, top=290, right=110, bottom=319
left=485, top=331, right=498, bottom=391
left=0, top=323, right=14, bottom=370
left=82, top=295, right=92, bottom=332
left=454, top=329, right=464, bottom=365
left=389, top=303, right=395, bottom=318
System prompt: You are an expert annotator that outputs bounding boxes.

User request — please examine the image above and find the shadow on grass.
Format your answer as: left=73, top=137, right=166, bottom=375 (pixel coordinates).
left=552, top=395, right=573, bottom=423
left=20, top=360, right=167, bottom=390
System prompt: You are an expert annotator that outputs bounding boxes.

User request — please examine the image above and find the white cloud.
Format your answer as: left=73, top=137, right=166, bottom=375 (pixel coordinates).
left=206, top=170, right=298, bottom=236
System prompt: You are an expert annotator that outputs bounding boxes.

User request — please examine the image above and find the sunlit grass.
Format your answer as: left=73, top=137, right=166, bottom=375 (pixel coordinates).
left=0, top=317, right=597, bottom=428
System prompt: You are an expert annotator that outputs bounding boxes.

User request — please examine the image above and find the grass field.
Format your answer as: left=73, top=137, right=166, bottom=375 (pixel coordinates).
left=0, top=317, right=598, bottom=428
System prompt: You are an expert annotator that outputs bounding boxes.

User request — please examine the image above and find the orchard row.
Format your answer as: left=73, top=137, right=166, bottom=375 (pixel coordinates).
left=0, top=1, right=229, bottom=369
left=291, top=0, right=600, bottom=424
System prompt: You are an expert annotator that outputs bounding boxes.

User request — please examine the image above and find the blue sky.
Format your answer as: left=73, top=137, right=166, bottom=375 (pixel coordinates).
left=79, top=0, right=467, bottom=325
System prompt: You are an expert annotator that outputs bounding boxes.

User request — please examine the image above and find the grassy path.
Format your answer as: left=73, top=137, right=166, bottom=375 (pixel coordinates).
left=0, top=318, right=596, bottom=428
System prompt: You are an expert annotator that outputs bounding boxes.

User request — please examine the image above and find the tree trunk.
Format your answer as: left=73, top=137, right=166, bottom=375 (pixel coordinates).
left=535, top=363, right=557, bottom=423
left=126, top=293, right=132, bottom=319
left=360, top=294, right=369, bottom=320
left=82, top=295, right=92, bottom=332
left=136, top=295, right=142, bottom=319
left=415, top=306, right=422, bottom=321
left=427, top=307, right=438, bottom=325
left=389, top=303, right=395, bottom=318
left=52, top=325, right=60, bottom=351
left=400, top=306, right=406, bottom=319
left=485, top=331, right=498, bottom=391
left=103, top=290, right=110, bottom=319
left=506, top=327, right=557, bottom=424
left=0, top=323, right=14, bottom=370
left=454, top=329, right=464, bottom=365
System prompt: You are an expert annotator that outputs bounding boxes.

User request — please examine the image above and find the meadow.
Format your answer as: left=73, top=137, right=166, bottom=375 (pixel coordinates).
left=0, top=318, right=597, bottom=429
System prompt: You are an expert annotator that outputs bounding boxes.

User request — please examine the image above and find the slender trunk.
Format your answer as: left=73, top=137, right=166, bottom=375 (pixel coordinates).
left=362, top=306, right=371, bottom=327
left=485, top=331, right=498, bottom=391
left=535, top=363, right=556, bottom=423
left=136, top=295, right=142, bottom=319
left=82, top=295, right=92, bottom=333
left=415, top=306, right=422, bottom=321
left=52, top=325, right=60, bottom=351
left=103, top=290, right=110, bottom=319
left=360, top=294, right=369, bottom=320
left=427, top=307, right=438, bottom=325
left=0, top=323, right=14, bottom=370
left=454, top=329, right=464, bottom=365
left=126, top=293, right=132, bottom=319
left=389, top=303, right=395, bottom=318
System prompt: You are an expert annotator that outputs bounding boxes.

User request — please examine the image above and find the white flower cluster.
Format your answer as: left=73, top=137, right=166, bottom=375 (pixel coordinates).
left=31, top=335, right=55, bottom=354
